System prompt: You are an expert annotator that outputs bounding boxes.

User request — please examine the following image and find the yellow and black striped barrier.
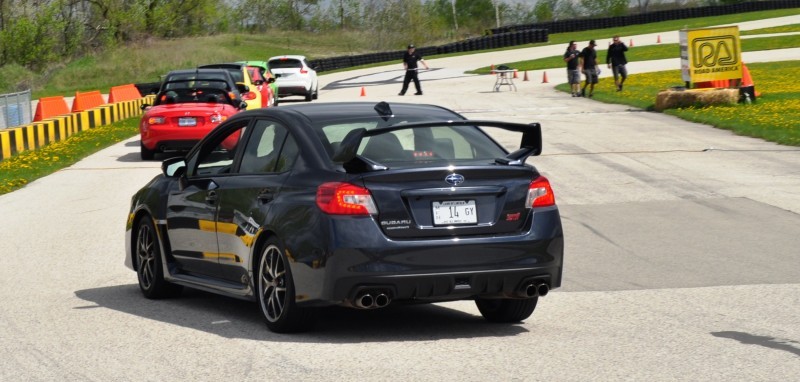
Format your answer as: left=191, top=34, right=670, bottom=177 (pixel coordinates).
left=0, top=95, right=154, bottom=161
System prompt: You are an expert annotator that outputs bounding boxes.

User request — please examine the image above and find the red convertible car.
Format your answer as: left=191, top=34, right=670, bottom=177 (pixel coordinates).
left=139, top=69, right=247, bottom=160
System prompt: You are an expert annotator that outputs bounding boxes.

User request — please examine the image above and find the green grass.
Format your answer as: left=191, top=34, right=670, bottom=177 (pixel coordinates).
left=0, top=119, right=139, bottom=194
left=554, top=61, right=800, bottom=146
left=741, top=23, right=800, bottom=35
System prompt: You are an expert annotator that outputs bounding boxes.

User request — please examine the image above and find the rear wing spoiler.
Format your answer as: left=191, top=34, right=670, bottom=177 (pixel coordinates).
left=332, top=120, right=542, bottom=166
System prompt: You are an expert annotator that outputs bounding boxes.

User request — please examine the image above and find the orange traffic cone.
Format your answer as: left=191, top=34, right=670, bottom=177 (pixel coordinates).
left=629, top=39, right=634, bottom=47
left=360, top=87, right=366, bottom=97
left=513, top=70, right=518, bottom=79
left=657, top=35, right=661, bottom=44
left=740, top=62, right=761, bottom=97
left=523, top=70, right=529, bottom=81
left=541, top=71, right=549, bottom=83
left=741, top=63, right=754, bottom=87
left=490, top=64, right=495, bottom=74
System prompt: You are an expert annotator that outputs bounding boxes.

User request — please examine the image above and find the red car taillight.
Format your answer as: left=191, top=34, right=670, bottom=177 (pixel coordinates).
left=316, top=182, right=377, bottom=215
left=210, top=114, right=227, bottom=124
left=148, top=116, right=166, bottom=125
left=526, top=176, right=556, bottom=208
left=300, top=68, right=308, bottom=74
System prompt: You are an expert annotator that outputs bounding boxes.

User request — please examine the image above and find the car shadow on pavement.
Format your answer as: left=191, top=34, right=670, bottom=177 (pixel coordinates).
left=75, top=284, right=528, bottom=342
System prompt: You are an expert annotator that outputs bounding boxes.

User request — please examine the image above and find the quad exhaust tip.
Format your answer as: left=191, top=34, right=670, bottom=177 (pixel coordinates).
left=354, top=290, right=392, bottom=309
left=521, top=282, right=549, bottom=298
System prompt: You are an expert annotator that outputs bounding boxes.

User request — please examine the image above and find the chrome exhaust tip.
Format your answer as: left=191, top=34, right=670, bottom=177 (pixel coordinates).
left=355, top=293, right=374, bottom=309
left=524, top=283, right=538, bottom=297
left=374, top=293, right=390, bottom=308
left=537, top=283, right=549, bottom=297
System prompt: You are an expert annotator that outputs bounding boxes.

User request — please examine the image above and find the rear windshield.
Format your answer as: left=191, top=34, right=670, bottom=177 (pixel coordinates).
left=269, top=59, right=303, bottom=70
left=317, top=118, right=506, bottom=166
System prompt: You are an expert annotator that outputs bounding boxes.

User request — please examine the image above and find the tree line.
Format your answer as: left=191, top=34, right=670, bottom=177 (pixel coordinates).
left=0, top=0, right=746, bottom=73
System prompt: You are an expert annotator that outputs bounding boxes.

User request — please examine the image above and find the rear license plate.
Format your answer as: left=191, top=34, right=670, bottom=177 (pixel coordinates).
left=432, top=200, right=477, bottom=225
left=178, top=117, right=197, bottom=127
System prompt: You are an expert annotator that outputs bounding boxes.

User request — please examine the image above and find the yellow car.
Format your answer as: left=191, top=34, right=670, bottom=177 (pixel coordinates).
left=198, top=63, right=262, bottom=110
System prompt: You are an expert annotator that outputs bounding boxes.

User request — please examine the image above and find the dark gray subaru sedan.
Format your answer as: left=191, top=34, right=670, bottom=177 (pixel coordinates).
left=125, top=101, right=564, bottom=333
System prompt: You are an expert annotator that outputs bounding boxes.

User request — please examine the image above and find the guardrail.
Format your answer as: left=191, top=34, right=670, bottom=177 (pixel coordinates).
left=308, top=29, right=549, bottom=73
left=0, top=90, right=155, bottom=161
left=1, top=90, right=33, bottom=129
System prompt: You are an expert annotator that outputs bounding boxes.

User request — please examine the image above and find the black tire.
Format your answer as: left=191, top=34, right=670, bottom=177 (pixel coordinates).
left=256, top=239, right=316, bottom=333
left=135, top=216, right=183, bottom=299
left=140, top=142, right=155, bottom=161
left=475, top=297, right=538, bottom=323
left=273, top=97, right=279, bottom=107
left=312, top=86, right=319, bottom=100
left=304, top=90, right=312, bottom=102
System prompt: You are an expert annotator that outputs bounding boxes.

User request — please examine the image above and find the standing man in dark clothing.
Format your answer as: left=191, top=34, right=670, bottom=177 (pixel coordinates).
left=563, top=41, right=581, bottom=97
left=578, top=40, right=599, bottom=97
left=399, top=44, right=429, bottom=96
left=607, top=35, right=629, bottom=91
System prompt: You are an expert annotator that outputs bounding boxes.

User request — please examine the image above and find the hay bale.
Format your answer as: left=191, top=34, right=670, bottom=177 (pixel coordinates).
left=655, top=88, right=739, bottom=111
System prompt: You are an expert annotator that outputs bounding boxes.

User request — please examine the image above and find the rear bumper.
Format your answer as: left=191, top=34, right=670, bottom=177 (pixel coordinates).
left=275, top=83, right=310, bottom=97
left=294, top=208, right=564, bottom=306
left=140, top=126, right=215, bottom=151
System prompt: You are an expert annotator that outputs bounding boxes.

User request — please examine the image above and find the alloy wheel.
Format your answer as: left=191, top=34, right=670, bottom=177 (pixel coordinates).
left=259, top=245, right=287, bottom=322
left=136, top=223, right=156, bottom=290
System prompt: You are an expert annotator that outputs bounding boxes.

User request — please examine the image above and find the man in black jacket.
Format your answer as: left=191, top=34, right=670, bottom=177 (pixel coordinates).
left=607, top=35, right=629, bottom=91
left=399, top=44, right=429, bottom=96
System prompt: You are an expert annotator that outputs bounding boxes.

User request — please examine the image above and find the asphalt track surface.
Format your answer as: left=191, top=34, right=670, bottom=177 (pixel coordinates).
left=2, top=15, right=800, bottom=381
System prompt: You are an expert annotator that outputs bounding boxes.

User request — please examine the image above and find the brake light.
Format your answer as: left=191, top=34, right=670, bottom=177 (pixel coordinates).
left=526, top=176, right=556, bottom=208
left=210, top=114, right=227, bottom=123
left=148, top=116, right=165, bottom=125
left=300, top=68, right=308, bottom=74
left=316, top=182, right=377, bottom=215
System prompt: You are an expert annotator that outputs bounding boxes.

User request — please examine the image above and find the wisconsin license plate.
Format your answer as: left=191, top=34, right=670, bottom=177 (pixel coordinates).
left=178, top=117, right=197, bottom=127
left=432, top=200, right=477, bottom=225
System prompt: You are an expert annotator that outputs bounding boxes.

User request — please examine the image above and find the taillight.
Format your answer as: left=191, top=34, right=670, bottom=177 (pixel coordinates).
left=526, top=176, right=556, bottom=208
left=300, top=68, right=308, bottom=74
left=316, top=182, right=377, bottom=215
left=210, top=114, right=227, bottom=124
left=148, top=116, right=165, bottom=125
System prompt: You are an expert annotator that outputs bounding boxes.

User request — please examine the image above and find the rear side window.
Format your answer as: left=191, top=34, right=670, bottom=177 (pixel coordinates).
left=269, top=59, right=302, bottom=69
left=239, top=120, right=298, bottom=174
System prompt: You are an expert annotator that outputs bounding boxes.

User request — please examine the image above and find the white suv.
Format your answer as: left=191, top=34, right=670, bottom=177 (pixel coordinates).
left=267, top=55, right=319, bottom=102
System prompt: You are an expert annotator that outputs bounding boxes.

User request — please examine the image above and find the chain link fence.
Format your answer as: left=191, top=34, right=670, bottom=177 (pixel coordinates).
left=1, top=90, right=33, bottom=129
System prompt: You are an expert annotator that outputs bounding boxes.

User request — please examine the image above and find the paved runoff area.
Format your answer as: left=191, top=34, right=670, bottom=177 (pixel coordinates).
left=2, top=15, right=800, bottom=381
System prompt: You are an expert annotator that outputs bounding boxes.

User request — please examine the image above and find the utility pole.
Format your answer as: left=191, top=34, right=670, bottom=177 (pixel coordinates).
left=451, top=0, right=458, bottom=30
left=491, top=0, right=500, bottom=28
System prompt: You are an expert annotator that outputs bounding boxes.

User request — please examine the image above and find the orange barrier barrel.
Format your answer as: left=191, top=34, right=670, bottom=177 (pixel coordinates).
left=71, top=90, right=106, bottom=112
left=33, top=96, right=69, bottom=121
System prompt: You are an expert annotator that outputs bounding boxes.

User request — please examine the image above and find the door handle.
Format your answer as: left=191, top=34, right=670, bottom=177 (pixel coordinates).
left=258, top=189, right=274, bottom=203
left=205, top=190, right=218, bottom=205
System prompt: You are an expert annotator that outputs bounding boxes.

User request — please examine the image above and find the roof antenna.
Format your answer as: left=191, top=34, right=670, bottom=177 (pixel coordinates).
left=374, top=101, right=393, bottom=121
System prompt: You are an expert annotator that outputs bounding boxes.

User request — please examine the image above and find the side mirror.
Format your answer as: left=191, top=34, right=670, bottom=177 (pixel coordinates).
left=253, top=79, right=264, bottom=86
left=236, top=83, right=250, bottom=94
left=239, top=102, right=248, bottom=110
left=162, top=157, right=186, bottom=178
left=140, top=103, right=151, bottom=111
